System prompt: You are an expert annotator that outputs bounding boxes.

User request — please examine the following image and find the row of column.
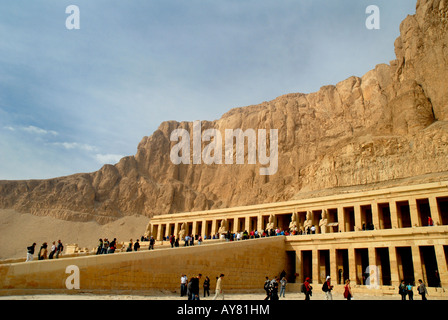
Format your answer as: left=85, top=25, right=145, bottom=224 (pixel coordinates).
left=296, top=244, right=448, bottom=288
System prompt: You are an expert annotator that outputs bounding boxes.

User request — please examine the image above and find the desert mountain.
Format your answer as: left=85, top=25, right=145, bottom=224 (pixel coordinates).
left=1, top=0, right=448, bottom=225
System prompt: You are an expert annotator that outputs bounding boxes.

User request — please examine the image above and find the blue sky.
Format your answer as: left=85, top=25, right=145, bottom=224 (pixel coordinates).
left=0, top=0, right=416, bottom=180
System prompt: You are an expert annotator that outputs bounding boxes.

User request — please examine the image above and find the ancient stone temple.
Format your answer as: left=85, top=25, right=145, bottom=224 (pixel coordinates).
left=147, top=181, right=448, bottom=290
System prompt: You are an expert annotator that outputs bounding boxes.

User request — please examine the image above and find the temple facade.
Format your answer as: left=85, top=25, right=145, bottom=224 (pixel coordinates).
left=146, top=181, right=448, bottom=289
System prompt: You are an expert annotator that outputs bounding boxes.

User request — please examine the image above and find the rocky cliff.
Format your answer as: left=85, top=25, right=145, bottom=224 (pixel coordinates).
left=1, top=0, right=447, bottom=224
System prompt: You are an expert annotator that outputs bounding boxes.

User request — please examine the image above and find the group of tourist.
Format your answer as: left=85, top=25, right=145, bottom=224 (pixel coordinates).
left=398, top=279, right=429, bottom=300
left=26, top=240, right=64, bottom=261
left=180, top=273, right=225, bottom=300
left=264, top=270, right=288, bottom=300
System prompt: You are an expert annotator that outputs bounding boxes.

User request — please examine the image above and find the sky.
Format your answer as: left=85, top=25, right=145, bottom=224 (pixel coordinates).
left=0, top=0, right=416, bottom=180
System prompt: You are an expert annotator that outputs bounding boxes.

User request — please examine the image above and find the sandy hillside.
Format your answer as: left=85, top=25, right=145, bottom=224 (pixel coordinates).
left=0, top=209, right=149, bottom=260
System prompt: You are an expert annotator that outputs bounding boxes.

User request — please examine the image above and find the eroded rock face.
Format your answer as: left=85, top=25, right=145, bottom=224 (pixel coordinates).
left=1, top=0, right=447, bottom=223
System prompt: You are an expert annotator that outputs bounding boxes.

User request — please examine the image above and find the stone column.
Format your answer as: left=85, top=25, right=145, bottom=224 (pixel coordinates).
left=429, top=196, right=441, bottom=226
left=245, top=216, right=250, bottom=232
left=164, top=223, right=170, bottom=239
left=174, top=222, right=180, bottom=239
left=409, top=197, right=420, bottom=227
left=389, top=201, right=399, bottom=229
left=337, top=206, right=346, bottom=233
left=348, top=247, right=356, bottom=284
left=389, top=247, right=400, bottom=286
left=192, top=221, right=198, bottom=237
left=312, top=248, right=319, bottom=284
left=257, top=213, right=263, bottom=231
left=411, top=245, right=424, bottom=284
left=354, top=206, right=362, bottom=231
left=371, top=201, right=380, bottom=230
left=211, top=219, right=218, bottom=237
left=156, top=224, right=162, bottom=241
left=434, top=245, right=448, bottom=288
left=330, top=248, right=338, bottom=284
left=201, top=219, right=207, bottom=238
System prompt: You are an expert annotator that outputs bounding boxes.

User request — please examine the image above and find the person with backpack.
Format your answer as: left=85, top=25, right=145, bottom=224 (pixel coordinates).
left=417, top=279, right=428, bottom=300
left=322, top=276, right=334, bottom=300
left=55, top=240, right=63, bottom=258
left=303, top=277, right=312, bottom=300
left=264, top=276, right=271, bottom=300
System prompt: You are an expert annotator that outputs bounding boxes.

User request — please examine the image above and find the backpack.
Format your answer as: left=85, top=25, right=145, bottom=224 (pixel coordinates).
left=301, top=283, right=306, bottom=293
left=322, top=281, right=328, bottom=292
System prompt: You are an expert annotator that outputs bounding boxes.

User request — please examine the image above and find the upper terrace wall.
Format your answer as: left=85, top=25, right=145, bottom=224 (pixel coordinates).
left=0, top=236, right=287, bottom=295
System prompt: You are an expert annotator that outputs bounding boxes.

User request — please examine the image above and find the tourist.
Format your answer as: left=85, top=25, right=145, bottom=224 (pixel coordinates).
left=26, top=243, right=36, bottom=261
left=322, top=275, right=334, bottom=300
left=280, top=277, right=287, bottom=298
left=198, top=235, right=203, bottom=245
left=270, top=277, right=279, bottom=300
left=180, top=274, right=188, bottom=297
left=102, top=238, right=109, bottom=254
left=133, top=239, right=140, bottom=251
left=170, top=235, right=175, bottom=248
left=149, top=236, right=155, bottom=250
left=126, top=239, right=133, bottom=252
left=343, top=279, right=353, bottom=300
left=399, top=280, right=407, bottom=300
left=264, top=276, right=271, bottom=300
left=108, top=238, right=116, bottom=254
left=184, top=235, right=189, bottom=246
left=96, top=239, right=103, bottom=255
left=406, top=282, right=414, bottom=300
left=311, top=225, right=316, bottom=234
left=189, top=235, right=194, bottom=246
left=175, top=238, right=179, bottom=247
left=203, top=276, right=210, bottom=297
left=303, top=277, right=312, bottom=300
left=417, top=279, right=428, bottom=300
left=55, top=240, right=63, bottom=258
left=190, top=274, right=202, bottom=300
left=213, top=274, right=225, bottom=300
left=38, top=242, right=48, bottom=260
left=428, top=216, right=434, bottom=226
left=49, top=241, right=57, bottom=259
left=186, top=277, right=194, bottom=300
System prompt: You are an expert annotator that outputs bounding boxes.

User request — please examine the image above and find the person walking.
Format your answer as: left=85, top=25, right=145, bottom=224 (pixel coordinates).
left=126, top=239, right=133, bottom=252
left=303, top=277, right=312, bottom=300
left=49, top=241, right=57, bottom=259
left=149, top=236, right=155, bottom=250
left=133, top=239, right=140, bottom=251
left=417, top=279, right=428, bottom=300
left=96, top=239, right=103, bottom=255
left=322, top=276, right=334, bottom=300
left=203, top=276, right=210, bottom=298
left=38, top=242, right=48, bottom=260
left=264, top=276, right=271, bottom=300
left=399, top=280, right=407, bottom=300
left=55, top=240, right=63, bottom=259
left=279, top=277, right=287, bottom=298
left=270, top=277, right=279, bottom=301
left=344, top=279, right=353, bottom=300
left=26, top=243, right=36, bottom=261
left=406, top=282, right=414, bottom=300
left=213, top=274, right=225, bottom=300
left=190, top=274, right=202, bottom=300
left=180, top=274, right=188, bottom=297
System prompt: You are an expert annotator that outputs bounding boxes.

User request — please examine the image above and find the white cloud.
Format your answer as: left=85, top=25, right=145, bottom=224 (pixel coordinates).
left=22, top=125, right=58, bottom=136
left=95, top=154, right=123, bottom=165
left=53, top=142, right=97, bottom=152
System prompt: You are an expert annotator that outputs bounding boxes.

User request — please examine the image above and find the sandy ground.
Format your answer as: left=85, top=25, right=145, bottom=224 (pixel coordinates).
left=0, top=209, right=149, bottom=260
left=1, top=291, right=446, bottom=300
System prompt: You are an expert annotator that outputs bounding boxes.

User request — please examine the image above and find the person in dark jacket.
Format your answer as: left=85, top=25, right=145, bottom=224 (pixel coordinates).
left=203, top=276, right=210, bottom=297
left=26, top=243, right=36, bottom=261
left=190, top=274, right=202, bottom=300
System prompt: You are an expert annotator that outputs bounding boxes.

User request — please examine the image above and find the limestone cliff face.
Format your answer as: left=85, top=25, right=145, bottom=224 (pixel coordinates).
left=1, top=0, right=447, bottom=223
